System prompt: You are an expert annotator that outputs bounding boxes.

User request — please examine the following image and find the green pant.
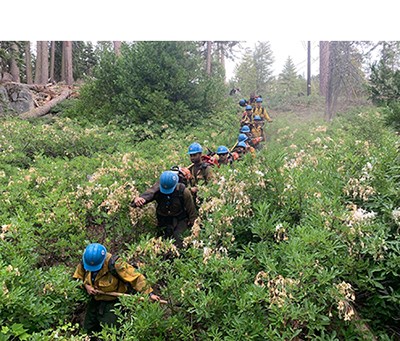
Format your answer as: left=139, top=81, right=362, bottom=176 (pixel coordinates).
left=83, top=298, right=118, bottom=334
left=157, top=217, right=189, bottom=249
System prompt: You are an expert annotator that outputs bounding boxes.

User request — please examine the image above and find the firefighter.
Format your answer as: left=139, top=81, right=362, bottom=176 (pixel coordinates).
left=240, top=105, right=254, bottom=127
left=249, top=93, right=257, bottom=107
left=231, top=141, right=248, bottom=160
left=252, top=115, right=266, bottom=146
left=73, top=243, right=161, bottom=335
left=238, top=98, right=248, bottom=107
left=216, top=145, right=234, bottom=166
left=253, top=97, right=272, bottom=122
left=187, top=142, right=213, bottom=190
left=240, top=125, right=252, bottom=136
left=132, top=170, right=198, bottom=248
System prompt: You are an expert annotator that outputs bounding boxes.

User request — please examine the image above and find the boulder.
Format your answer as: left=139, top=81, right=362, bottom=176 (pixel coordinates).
left=0, top=83, right=34, bottom=115
left=0, top=86, right=11, bottom=115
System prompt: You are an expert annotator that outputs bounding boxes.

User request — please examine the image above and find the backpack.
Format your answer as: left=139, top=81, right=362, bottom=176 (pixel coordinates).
left=201, top=155, right=219, bottom=168
left=107, top=254, right=139, bottom=294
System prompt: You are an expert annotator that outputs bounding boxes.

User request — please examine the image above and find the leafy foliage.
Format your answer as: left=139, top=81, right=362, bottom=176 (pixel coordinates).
left=233, top=42, right=275, bottom=97
left=368, top=59, right=400, bottom=129
left=74, top=41, right=228, bottom=126
left=0, top=103, right=399, bottom=339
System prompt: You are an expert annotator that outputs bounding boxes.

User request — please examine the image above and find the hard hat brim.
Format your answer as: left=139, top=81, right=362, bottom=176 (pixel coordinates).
left=82, top=258, right=105, bottom=272
left=160, top=183, right=177, bottom=194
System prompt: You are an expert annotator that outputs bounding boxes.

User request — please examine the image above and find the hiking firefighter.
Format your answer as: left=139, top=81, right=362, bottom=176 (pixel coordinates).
left=249, top=93, right=257, bottom=107
left=231, top=141, right=248, bottom=160
left=240, top=105, right=254, bottom=127
left=216, top=145, right=234, bottom=166
left=237, top=133, right=256, bottom=155
left=238, top=98, right=248, bottom=107
left=240, top=125, right=261, bottom=150
left=133, top=170, right=198, bottom=248
left=251, top=115, right=266, bottom=147
left=253, top=97, right=272, bottom=122
left=73, top=243, right=161, bottom=335
left=187, top=142, right=214, bottom=191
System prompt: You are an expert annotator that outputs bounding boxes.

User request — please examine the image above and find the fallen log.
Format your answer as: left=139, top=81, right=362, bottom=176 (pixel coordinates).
left=20, top=88, right=72, bottom=119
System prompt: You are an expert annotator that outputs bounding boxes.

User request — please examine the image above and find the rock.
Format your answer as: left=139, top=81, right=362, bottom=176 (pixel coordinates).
left=1, top=72, right=13, bottom=83
left=0, top=86, right=11, bottom=114
left=0, top=83, right=34, bottom=115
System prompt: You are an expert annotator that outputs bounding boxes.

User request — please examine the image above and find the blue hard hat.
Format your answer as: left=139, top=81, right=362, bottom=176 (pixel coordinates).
left=237, top=141, right=247, bottom=148
left=83, top=243, right=107, bottom=272
left=217, top=145, right=229, bottom=154
left=254, top=115, right=262, bottom=121
left=188, top=142, right=203, bottom=155
left=240, top=125, right=250, bottom=133
left=245, top=105, right=252, bottom=110
left=256, top=97, right=263, bottom=103
left=239, top=99, right=246, bottom=107
left=159, top=170, right=179, bottom=194
left=238, top=133, right=248, bottom=142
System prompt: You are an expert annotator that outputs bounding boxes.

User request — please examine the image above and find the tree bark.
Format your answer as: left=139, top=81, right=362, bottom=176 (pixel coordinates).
left=307, top=41, right=311, bottom=96
left=20, top=88, right=72, bottom=119
left=25, top=41, right=33, bottom=84
left=63, top=41, right=73, bottom=85
left=49, top=41, right=56, bottom=83
left=218, top=42, right=226, bottom=83
left=113, top=41, right=122, bottom=57
left=206, top=41, right=212, bottom=76
left=9, top=42, right=20, bottom=83
left=325, top=42, right=336, bottom=121
left=34, top=42, right=42, bottom=84
left=34, top=41, right=49, bottom=84
left=319, top=41, right=330, bottom=97
left=40, top=41, right=49, bottom=84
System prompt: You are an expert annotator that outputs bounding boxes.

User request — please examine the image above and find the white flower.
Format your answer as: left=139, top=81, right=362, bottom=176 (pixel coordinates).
left=392, top=208, right=400, bottom=226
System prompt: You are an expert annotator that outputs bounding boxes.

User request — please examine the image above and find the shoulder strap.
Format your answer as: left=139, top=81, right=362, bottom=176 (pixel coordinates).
left=176, top=183, right=186, bottom=210
left=108, top=254, right=120, bottom=278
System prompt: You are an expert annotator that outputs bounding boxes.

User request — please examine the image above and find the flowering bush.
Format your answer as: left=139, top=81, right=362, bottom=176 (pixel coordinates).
left=0, top=106, right=399, bottom=339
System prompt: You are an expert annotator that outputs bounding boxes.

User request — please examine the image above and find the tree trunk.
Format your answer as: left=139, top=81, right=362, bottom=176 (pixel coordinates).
left=34, top=41, right=42, bottom=84
left=40, top=41, right=49, bottom=84
left=9, top=42, right=20, bottom=83
left=307, top=41, right=311, bottom=96
left=20, top=88, right=72, bottom=119
left=25, top=41, right=33, bottom=84
left=34, top=41, right=48, bottom=85
left=206, top=41, right=212, bottom=76
left=113, top=41, right=122, bottom=56
left=49, top=41, right=56, bottom=83
left=319, top=41, right=330, bottom=97
left=63, top=41, right=73, bottom=85
left=218, top=43, right=226, bottom=83
left=325, top=42, right=337, bottom=121
left=61, top=42, right=65, bottom=82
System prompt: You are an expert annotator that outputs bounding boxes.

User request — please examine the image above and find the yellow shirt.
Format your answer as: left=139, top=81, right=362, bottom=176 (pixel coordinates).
left=251, top=125, right=263, bottom=138
left=73, top=253, right=152, bottom=301
left=253, top=106, right=272, bottom=122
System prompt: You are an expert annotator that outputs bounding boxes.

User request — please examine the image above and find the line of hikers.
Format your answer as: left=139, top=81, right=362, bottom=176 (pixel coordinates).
left=74, top=93, right=273, bottom=337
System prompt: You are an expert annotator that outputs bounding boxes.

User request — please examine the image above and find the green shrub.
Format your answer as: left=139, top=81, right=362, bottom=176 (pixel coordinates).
left=74, top=42, right=228, bottom=127
left=0, top=106, right=399, bottom=339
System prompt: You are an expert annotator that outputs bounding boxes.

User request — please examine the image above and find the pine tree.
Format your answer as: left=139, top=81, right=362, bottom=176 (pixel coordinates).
left=233, top=41, right=274, bottom=97
left=278, top=56, right=304, bottom=96
left=233, top=52, right=257, bottom=97
left=253, top=41, right=274, bottom=94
